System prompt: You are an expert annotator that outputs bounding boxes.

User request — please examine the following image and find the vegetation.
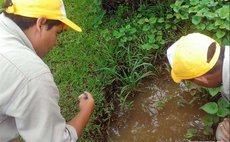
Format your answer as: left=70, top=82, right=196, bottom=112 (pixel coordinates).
left=171, top=0, right=230, bottom=44
left=1, top=0, right=229, bottom=141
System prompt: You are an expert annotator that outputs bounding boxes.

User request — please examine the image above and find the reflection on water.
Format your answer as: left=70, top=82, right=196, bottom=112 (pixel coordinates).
left=107, top=73, right=214, bottom=142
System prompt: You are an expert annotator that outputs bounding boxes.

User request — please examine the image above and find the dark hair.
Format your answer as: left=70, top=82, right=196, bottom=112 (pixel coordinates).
left=204, top=42, right=225, bottom=75
left=2, top=0, right=62, bottom=31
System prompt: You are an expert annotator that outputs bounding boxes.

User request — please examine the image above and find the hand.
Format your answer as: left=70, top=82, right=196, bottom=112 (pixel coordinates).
left=68, top=91, right=95, bottom=136
left=216, top=118, right=230, bottom=142
left=78, top=91, right=94, bottom=114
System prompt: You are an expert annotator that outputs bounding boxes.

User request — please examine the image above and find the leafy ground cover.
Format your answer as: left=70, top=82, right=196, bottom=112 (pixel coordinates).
left=1, top=0, right=229, bottom=141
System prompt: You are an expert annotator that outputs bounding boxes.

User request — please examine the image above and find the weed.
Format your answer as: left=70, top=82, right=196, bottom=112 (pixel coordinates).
left=185, top=128, right=198, bottom=139
left=171, top=0, right=230, bottom=45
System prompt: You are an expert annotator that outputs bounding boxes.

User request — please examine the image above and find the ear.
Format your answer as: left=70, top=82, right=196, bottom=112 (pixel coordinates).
left=36, top=17, right=47, bottom=32
left=193, top=76, right=208, bottom=84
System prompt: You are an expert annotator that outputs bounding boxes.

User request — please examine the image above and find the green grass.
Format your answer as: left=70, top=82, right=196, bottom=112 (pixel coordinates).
left=45, top=1, right=111, bottom=140
left=45, top=0, right=181, bottom=141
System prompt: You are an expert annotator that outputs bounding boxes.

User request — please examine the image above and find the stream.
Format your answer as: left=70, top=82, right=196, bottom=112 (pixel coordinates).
left=107, top=72, right=215, bottom=141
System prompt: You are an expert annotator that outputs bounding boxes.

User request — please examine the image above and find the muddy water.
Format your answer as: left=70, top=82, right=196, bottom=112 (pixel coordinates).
left=107, top=73, right=214, bottom=142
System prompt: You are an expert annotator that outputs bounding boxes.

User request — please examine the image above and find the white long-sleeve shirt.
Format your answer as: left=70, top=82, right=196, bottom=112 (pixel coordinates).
left=222, top=46, right=229, bottom=102
left=0, top=13, right=78, bottom=142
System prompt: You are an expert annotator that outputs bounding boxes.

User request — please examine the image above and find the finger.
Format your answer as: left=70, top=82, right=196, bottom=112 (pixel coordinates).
left=224, top=118, right=230, bottom=132
left=78, top=92, right=89, bottom=100
left=220, top=137, right=227, bottom=142
left=83, top=92, right=88, bottom=100
left=220, top=124, right=230, bottom=140
left=220, top=137, right=225, bottom=142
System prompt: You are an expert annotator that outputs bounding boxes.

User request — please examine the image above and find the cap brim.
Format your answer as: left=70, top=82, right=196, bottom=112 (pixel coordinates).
left=60, top=18, right=82, bottom=32
left=171, top=70, right=182, bottom=83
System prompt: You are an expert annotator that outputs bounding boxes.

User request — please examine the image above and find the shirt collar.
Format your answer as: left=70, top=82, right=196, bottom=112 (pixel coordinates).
left=0, top=13, right=36, bottom=54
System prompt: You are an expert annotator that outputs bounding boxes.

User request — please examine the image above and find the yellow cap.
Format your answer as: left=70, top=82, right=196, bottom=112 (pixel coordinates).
left=167, top=33, right=221, bottom=83
left=5, top=0, right=82, bottom=32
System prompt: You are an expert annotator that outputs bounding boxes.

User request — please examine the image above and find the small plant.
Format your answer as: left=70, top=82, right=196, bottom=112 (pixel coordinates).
left=100, top=46, right=154, bottom=106
left=113, top=24, right=138, bottom=47
left=155, top=100, right=165, bottom=110
left=201, top=97, right=230, bottom=118
left=185, top=128, right=198, bottom=139
left=117, top=92, right=134, bottom=112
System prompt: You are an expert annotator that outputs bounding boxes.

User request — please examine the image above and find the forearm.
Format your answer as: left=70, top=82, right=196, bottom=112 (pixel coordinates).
left=68, top=109, right=92, bottom=136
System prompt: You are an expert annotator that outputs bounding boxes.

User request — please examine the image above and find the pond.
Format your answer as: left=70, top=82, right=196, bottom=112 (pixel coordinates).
left=107, top=72, right=215, bottom=141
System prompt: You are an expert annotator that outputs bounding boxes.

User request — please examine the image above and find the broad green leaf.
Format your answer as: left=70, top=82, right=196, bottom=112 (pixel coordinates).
left=207, top=0, right=218, bottom=7
left=218, top=97, right=230, bottom=108
left=205, top=12, right=216, bottom=19
left=157, top=18, right=164, bottom=23
left=190, top=0, right=199, bottom=5
left=197, top=23, right=206, bottom=30
left=127, top=36, right=133, bottom=41
left=174, top=0, right=184, bottom=7
left=202, top=115, right=213, bottom=126
left=215, top=19, right=223, bottom=26
left=166, top=14, right=173, bottom=19
left=207, top=87, right=220, bottom=97
left=144, top=18, right=149, bottom=23
left=156, top=26, right=162, bottom=30
left=201, top=102, right=218, bottom=114
left=140, top=44, right=152, bottom=50
left=156, top=35, right=162, bottom=42
left=200, top=0, right=210, bottom=5
left=175, top=13, right=181, bottom=19
left=172, top=6, right=180, bottom=13
left=142, top=25, right=150, bottom=31
left=119, top=27, right=126, bottom=33
left=113, top=31, right=122, bottom=38
left=180, top=13, right=189, bottom=20
left=151, top=44, right=159, bottom=49
left=197, top=8, right=209, bottom=16
left=217, top=5, right=230, bottom=19
left=149, top=17, right=157, bottom=24
left=125, top=24, right=131, bottom=29
left=129, top=28, right=137, bottom=34
left=224, top=21, right=230, bottom=30
left=172, top=25, right=177, bottom=30
left=160, top=40, right=166, bottom=45
left=219, top=23, right=228, bottom=29
left=216, top=30, right=226, bottom=39
left=192, top=16, right=202, bottom=25
left=157, top=31, right=163, bottom=35
left=165, top=23, right=171, bottom=29
left=217, top=107, right=230, bottom=117
left=206, top=24, right=217, bottom=31
left=137, top=18, right=146, bottom=25
left=121, top=37, right=127, bottom=42
left=148, top=35, right=155, bottom=44
left=188, top=6, right=198, bottom=13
